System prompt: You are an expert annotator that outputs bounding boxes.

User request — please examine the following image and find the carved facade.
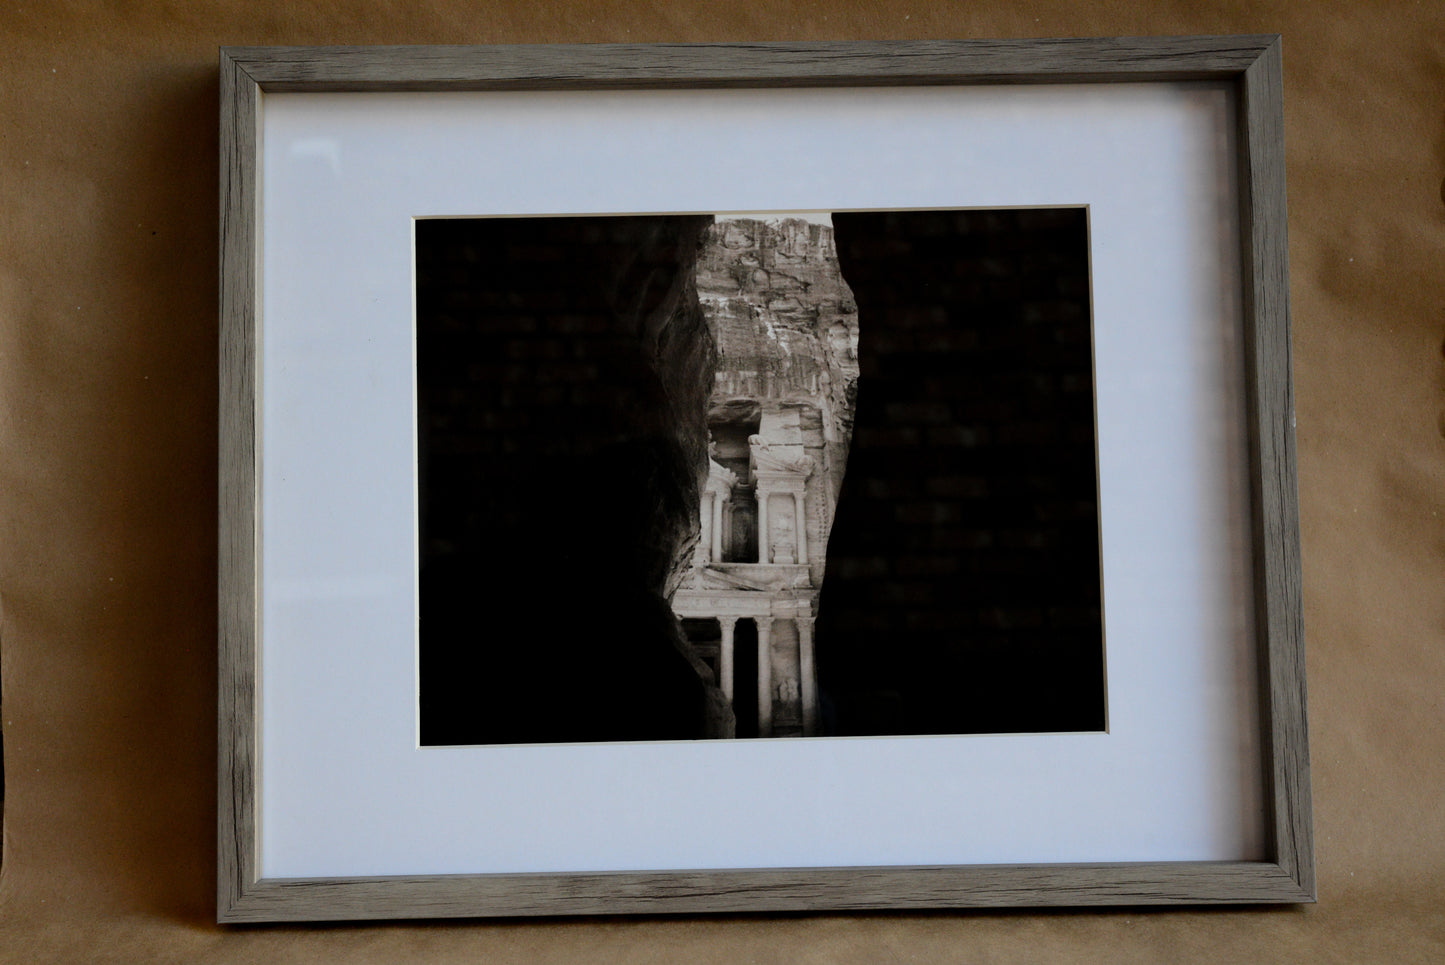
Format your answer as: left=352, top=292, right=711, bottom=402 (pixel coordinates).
left=673, top=217, right=859, bottom=738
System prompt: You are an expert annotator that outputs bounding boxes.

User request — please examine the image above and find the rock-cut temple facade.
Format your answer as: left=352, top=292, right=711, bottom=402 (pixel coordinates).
left=674, top=217, right=860, bottom=738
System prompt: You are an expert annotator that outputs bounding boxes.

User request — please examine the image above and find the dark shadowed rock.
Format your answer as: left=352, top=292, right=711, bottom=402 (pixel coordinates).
left=416, top=215, right=733, bottom=744
left=818, top=209, right=1105, bottom=737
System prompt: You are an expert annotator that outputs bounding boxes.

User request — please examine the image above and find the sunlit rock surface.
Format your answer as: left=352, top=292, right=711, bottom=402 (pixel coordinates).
left=675, top=217, right=860, bottom=738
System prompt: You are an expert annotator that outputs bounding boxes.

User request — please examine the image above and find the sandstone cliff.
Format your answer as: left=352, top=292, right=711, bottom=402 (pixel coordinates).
left=696, top=217, right=861, bottom=510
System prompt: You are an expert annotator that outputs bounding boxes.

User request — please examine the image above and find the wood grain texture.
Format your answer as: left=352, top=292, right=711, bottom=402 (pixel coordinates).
left=217, top=48, right=261, bottom=922
left=221, top=862, right=1311, bottom=923
left=222, top=37, right=1278, bottom=91
left=1236, top=38, right=1316, bottom=900
left=217, top=37, right=1314, bottom=922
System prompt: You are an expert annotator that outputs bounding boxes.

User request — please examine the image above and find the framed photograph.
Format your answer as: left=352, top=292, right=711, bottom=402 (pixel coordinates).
left=218, top=38, right=1313, bottom=921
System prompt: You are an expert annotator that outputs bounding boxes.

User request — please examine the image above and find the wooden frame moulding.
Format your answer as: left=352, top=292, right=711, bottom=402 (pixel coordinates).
left=218, top=37, right=1313, bottom=922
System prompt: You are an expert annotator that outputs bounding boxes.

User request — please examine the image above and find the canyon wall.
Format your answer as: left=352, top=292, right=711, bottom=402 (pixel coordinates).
left=820, top=208, right=1104, bottom=736
left=416, top=215, right=729, bottom=744
left=697, top=217, right=861, bottom=512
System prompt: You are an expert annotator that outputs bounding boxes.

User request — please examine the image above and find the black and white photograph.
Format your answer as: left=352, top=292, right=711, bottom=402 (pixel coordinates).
left=417, top=208, right=1104, bottom=746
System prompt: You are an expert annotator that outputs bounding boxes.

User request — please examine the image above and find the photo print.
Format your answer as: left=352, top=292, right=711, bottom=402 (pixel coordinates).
left=416, top=208, right=1103, bottom=746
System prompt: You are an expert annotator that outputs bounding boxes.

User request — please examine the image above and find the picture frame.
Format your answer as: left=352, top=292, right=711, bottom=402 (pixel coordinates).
left=218, top=37, right=1313, bottom=922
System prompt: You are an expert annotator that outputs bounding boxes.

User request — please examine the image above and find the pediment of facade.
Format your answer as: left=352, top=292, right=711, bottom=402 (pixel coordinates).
left=704, top=457, right=738, bottom=494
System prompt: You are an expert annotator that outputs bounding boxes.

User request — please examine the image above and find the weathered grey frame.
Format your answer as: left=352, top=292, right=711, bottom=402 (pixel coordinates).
left=219, top=37, right=1312, bottom=922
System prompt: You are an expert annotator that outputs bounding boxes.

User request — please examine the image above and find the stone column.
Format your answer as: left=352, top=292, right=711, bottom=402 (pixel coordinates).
left=756, top=616, right=773, bottom=737
left=796, top=615, right=819, bottom=737
left=792, top=491, right=808, bottom=564
left=717, top=616, right=736, bottom=702
left=699, top=491, right=713, bottom=562
left=710, top=491, right=725, bottom=563
left=756, top=488, right=770, bottom=564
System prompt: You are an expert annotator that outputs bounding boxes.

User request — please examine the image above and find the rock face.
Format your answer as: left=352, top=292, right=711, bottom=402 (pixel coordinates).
left=696, top=218, right=861, bottom=505
left=818, top=208, right=1105, bottom=737
left=415, top=215, right=732, bottom=745
left=674, top=218, right=860, bottom=738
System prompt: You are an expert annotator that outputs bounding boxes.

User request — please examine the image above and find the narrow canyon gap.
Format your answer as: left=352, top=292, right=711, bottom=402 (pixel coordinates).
left=415, top=208, right=1103, bottom=745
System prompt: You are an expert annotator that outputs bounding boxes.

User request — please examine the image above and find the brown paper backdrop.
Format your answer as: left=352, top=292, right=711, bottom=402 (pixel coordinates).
left=2, top=1, right=1443, bottom=961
